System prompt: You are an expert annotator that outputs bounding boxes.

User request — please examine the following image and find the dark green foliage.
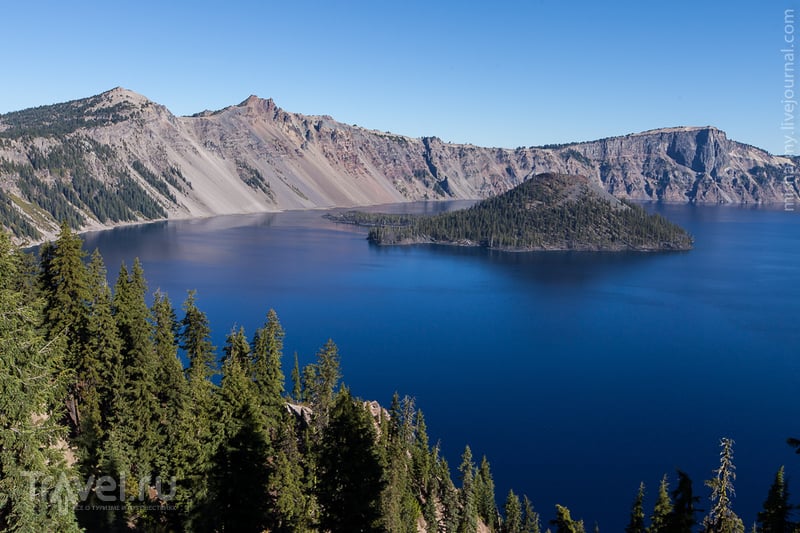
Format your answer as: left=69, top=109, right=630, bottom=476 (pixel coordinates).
left=180, top=290, right=216, bottom=383
left=437, top=453, right=461, bottom=532
left=666, top=470, right=701, bottom=533
left=38, top=221, right=89, bottom=349
left=173, top=290, right=219, bottom=526
left=0, top=132, right=168, bottom=235
left=0, top=92, right=138, bottom=139
left=38, top=223, right=93, bottom=442
left=505, top=490, right=523, bottom=533
left=0, top=188, right=40, bottom=239
left=325, top=210, right=417, bottom=228
left=475, top=455, right=499, bottom=529
left=237, top=160, right=274, bottom=199
left=11, top=165, right=84, bottom=228
left=522, top=495, right=541, bottom=533
left=251, top=308, right=286, bottom=419
left=163, top=165, right=190, bottom=192
left=14, top=226, right=799, bottom=533
left=28, top=138, right=166, bottom=223
left=105, top=260, right=164, bottom=521
left=202, top=328, right=271, bottom=532
left=341, top=173, right=692, bottom=250
left=270, top=413, right=315, bottom=532
left=380, top=394, right=422, bottom=532
left=131, top=160, right=177, bottom=202
left=757, top=466, right=794, bottom=533
left=150, top=291, right=186, bottom=471
left=0, top=231, right=81, bottom=532
left=458, top=445, right=478, bottom=533
left=650, top=475, right=673, bottom=533
left=79, top=251, right=122, bottom=452
left=307, top=339, right=342, bottom=433
left=116, top=172, right=167, bottom=220
left=626, top=482, right=646, bottom=533
left=552, top=504, right=586, bottom=533
left=561, top=148, right=594, bottom=167
left=291, top=351, right=302, bottom=402
left=317, top=388, right=385, bottom=532
left=74, top=250, right=123, bottom=532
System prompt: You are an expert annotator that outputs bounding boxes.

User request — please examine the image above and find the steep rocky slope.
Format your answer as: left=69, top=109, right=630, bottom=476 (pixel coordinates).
left=0, top=88, right=795, bottom=242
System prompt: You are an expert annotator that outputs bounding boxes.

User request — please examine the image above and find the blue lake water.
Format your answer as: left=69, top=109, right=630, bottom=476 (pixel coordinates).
left=80, top=202, right=800, bottom=530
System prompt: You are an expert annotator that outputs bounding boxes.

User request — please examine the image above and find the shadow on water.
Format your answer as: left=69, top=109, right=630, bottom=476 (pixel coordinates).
left=370, top=240, right=677, bottom=286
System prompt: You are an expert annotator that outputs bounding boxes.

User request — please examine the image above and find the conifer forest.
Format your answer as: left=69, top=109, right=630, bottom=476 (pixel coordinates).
left=0, top=223, right=796, bottom=532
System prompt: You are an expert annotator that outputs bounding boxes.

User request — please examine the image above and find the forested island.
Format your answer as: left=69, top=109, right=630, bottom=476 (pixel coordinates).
left=327, top=173, right=693, bottom=252
left=0, top=224, right=794, bottom=533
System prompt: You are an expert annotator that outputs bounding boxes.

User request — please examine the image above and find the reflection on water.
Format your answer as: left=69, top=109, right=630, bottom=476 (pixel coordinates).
left=67, top=202, right=800, bottom=531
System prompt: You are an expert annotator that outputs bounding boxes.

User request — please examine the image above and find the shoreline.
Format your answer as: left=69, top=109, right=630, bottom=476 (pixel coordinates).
left=17, top=197, right=793, bottom=250
left=367, top=235, right=693, bottom=253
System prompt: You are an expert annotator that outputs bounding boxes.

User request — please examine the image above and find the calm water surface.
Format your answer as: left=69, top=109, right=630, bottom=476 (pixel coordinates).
left=81, top=202, right=800, bottom=531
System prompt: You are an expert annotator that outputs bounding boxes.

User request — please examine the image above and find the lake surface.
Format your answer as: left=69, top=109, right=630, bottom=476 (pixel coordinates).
left=81, top=202, right=800, bottom=530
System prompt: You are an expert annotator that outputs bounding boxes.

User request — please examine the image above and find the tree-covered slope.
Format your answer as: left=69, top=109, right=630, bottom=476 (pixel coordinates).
left=1, top=226, right=797, bottom=532
left=347, top=173, right=693, bottom=251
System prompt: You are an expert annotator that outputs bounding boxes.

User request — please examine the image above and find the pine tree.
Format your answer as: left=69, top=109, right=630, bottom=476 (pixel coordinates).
left=173, top=290, right=219, bottom=527
left=665, top=470, right=700, bottom=533
left=475, top=455, right=498, bottom=529
left=380, top=454, right=419, bottom=533
left=150, top=293, right=186, bottom=438
left=76, top=250, right=122, bottom=461
left=74, top=250, right=124, bottom=531
left=523, top=495, right=541, bottom=533
left=38, top=222, right=90, bottom=435
left=291, top=351, right=302, bottom=402
left=437, top=453, right=460, bottom=532
left=0, top=231, right=81, bottom=532
left=380, top=394, right=420, bottom=532
left=649, top=475, right=673, bottom=533
left=412, top=409, right=433, bottom=495
left=756, top=466, right=794, bottom=533
left=551, top=504, right=586, bottom=533
left=307, top=339, right=341, bottom=433
left=458, top=445, right=478, bottom=533
left=106, top=260, right=163, bottom=501
left=180, top=290, right=216, bottom=384
left=202, top=327, right=270, bottom=532
left=38, top=220, right=88, bottom=353
left=251, top=309, right=285, bottom=418
left=704, top=438, right=744, bottom=533
left=626, top=482, right=646, bottom=533
left=149, top=289, right=187, bottom=530
left=270, top=412, right=313, bottom=532
left=419, top=434, right=439, bottom=531
left=505, top=489, right=523, bottom=533
left=317, top=387, right=384, bottom=532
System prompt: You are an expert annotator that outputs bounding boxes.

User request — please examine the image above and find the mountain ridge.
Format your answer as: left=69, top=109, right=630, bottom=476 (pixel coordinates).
left=0, top=88, right=795, bottom=242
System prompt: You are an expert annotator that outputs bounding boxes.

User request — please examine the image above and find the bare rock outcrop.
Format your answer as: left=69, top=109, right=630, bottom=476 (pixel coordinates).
left=0, top=88, right=795, bottom=242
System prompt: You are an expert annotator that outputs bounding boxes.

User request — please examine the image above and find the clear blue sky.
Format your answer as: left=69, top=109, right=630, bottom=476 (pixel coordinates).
left=0, top=0, right=791, bottom=153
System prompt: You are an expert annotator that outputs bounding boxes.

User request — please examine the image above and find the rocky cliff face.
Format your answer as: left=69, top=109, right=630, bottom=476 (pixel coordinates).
left=0, top=88, right=795, bottom=242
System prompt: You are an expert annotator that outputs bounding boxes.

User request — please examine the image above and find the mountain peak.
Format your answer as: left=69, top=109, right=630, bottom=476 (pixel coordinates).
left=239, top=94, right=275, bottom=108
left=634, top=125, right=720, bottom=136
left=99, top=87, right=152, bottom=106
